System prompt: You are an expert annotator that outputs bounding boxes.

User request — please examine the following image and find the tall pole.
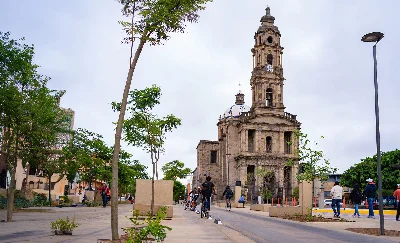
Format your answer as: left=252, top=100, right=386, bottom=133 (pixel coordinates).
left=373, top=43, right=384, bottom=235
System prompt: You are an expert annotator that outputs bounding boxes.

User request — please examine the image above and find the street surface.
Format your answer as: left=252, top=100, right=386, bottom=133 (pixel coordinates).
left=196, top=205, right=399, bottom=243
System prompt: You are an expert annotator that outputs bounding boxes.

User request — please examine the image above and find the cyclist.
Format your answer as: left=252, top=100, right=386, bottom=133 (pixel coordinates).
left=201, top=176, right=215, bottom=217
left=223, top=185, right=233, bottom=211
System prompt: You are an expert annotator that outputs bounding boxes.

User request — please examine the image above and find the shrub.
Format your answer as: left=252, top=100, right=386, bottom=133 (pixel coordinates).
left=51, top=217, right=79, bottom=235
left=124, top=207, right=171, bottom=243
left=33, top=193, right=49, bottom=206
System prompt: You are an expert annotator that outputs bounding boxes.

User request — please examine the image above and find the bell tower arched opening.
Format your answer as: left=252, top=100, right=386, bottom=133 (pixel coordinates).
left=266, top=88, right=273, bottom=107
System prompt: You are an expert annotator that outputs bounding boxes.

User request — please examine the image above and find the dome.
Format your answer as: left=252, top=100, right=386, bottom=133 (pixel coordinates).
left=223, top=104, right=251, bottom=118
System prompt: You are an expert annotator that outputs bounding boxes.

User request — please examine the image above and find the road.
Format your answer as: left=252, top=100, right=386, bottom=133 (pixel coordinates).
left=204, top=206, right=398, bottom=243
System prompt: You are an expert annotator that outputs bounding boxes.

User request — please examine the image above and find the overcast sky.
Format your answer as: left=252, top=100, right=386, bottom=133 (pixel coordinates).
left=1, top=0, right=399, bottom=177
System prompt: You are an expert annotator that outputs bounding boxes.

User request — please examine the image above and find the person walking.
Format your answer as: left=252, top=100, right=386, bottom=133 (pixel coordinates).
left=393, top=184, right=400, bottom=221
left=363, top=178, right=376, bottom=218
left=350, top=183, right=362, bottom=218
left=330, top=181, right=343, bottom=218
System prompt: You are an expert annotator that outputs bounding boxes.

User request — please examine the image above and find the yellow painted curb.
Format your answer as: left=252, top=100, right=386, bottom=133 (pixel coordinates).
left=313, top=209, right=397, bottom=215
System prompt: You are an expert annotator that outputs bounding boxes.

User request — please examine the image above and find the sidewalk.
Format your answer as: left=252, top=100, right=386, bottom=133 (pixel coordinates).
left=162, top=205, right=254, bottom=243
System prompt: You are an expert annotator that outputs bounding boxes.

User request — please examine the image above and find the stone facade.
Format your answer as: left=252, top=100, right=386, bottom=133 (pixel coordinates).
left=194, top=7, right=301, bottom=203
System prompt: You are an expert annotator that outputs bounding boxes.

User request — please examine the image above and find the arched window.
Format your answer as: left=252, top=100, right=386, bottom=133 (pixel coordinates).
left=267, top=36, right=273, bottom=44
left=266, top=136, right=272, bottom=153
left=259, top=36, right=261, bottom=45
left=266, top=88, right=273, bottom=107
left=257, top=54, right=261, bottom=65
left=267, top=54, right=273, bottom=65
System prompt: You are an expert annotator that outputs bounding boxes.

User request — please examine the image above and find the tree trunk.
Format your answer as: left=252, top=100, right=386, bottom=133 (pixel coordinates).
left=110, top=32, right=148, bottom=241
left=48, top=174, right=52, bottom=206
left=7, top=129, right=19, bottom=222
left=151, top=160, right=155, bottom=216
left=23, top=164, right=30, bottom=195
left=6, top=166, right=16, bottom=222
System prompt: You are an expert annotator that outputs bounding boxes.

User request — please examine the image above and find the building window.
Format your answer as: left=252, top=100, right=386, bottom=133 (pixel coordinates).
left=266, top=136, right=272, bottom=153
left=248, top=130, right=255, bottom=152
left=267, top=54, right=273, bottom=65
left=284, top=131, right=292, bottom=154
left=259, top=36, right=262, bottom=45
left=266, top=88, right=273, bottom=107
left=210, top=151, right=217, bottom=164
left=267, top=36, right=273, bottom=44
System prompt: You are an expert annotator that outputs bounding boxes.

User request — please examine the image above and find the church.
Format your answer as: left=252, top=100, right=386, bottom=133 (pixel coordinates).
left=193, top=7, right=301, bottom=203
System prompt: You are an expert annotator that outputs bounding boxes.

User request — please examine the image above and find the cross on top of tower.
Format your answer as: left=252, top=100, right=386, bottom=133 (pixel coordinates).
left=261, top=6, right=275, bottom=24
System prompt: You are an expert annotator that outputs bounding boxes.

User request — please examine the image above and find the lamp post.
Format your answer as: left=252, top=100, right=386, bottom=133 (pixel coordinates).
left=361, top=31, right=384, bottom=235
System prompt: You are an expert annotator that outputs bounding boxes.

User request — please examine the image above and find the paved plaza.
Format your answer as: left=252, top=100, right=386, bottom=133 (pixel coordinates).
left=1, top=204, right=400, bottom=243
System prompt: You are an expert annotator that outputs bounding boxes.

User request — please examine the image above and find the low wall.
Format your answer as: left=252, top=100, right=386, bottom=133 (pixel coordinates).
left=250, top=204, right=271, bottom=212
left=217, top=202, right=245, bottom=208
left=133, top=204, right=173, bottom=218
left=269, top=206, right=307, bottom=217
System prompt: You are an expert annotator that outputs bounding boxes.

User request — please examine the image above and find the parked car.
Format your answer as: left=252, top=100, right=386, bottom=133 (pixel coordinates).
left=324, top=199, right=343, bottom=207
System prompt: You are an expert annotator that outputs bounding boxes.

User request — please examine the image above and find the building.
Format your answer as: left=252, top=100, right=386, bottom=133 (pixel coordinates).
left=0, top=102, right=76, bottom=200
left=194, top=7, right=301, bottom=203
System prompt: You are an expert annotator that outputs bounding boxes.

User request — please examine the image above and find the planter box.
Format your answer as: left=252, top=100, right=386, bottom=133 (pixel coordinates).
left=250, top=204, right=271, bottom=212
left=54, top=230, right=72, bottom=235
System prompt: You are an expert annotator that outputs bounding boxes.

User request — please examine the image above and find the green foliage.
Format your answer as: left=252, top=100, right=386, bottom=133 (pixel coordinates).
left=118, top=0, right=213, bottom=46
left=293, top=186, right=299, bottom=200
left=51, top=217, right=79, bottom=234
left=119, top=159, right=150, bottom=196
left=173, top=180, right=186, bottom=202
left=340, top=149, right=400, bottom=192
left=162, top=160, right=191, bottom=181
left=287, top=130, right=337, bottom=182
left=60, top=195, right=71, bottom=204
left=125, top=207, right=172, bottom=243
left=33, top=193, right=49, bottom=206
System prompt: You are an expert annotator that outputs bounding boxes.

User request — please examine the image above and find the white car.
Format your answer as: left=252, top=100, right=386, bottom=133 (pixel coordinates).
left=324, top=199, right=343, bottom=206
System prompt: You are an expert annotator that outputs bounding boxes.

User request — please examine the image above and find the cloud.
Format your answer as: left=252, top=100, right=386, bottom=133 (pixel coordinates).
left=1, top=0, right=399, bottom=177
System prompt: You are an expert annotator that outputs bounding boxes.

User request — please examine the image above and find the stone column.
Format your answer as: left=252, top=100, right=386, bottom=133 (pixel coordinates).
left=279, top=131, right=284, bottom=153
left=245, top=129, right=248, bottom=152
left=279, top=167, right=285, bottom=200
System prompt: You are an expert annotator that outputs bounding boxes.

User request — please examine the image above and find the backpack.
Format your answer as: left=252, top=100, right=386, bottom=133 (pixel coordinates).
left=202, top=181, right=212, bottom=192
left=226, top=189, right=233, bottom=197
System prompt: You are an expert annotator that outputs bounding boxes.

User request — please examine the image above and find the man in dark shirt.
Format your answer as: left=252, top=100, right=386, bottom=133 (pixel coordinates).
left=201, top=176, right=215, bottom=211
left=363, top=178, right=377, bottom=218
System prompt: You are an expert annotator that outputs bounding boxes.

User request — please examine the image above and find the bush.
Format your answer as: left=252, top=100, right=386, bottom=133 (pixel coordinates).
left=33, top=193, right=49, bottom=206
left=51, top=217, right=79, bottom=235
left=124, top=207, right=171, bottom=243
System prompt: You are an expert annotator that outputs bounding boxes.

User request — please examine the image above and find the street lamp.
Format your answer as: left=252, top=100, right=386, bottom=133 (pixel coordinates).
left=361, top=31, right=384, bottom=235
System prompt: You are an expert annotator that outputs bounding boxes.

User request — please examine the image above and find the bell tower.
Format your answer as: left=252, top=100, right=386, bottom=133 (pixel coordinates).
left=250, top=7, right=285, bottom=112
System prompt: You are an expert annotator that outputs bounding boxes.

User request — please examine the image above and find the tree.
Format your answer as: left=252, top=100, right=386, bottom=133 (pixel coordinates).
left=119, top=159, right=149, bottom=198
left=341, top=149, right=400, bottom=194
left=287, top=130, right=337, bottom=211
left=113, top=85, right=181, bottom=219
left=0, top=32, right=67, bottom=220
left=161, top=160, right=191, bottom=181
left=173, top=180, right=186, bottom=202
left=110, top=0, right=212, bottom=239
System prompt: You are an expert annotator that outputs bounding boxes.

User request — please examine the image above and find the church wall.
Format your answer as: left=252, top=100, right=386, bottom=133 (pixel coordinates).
left=196, top=141, right=221, bottom=194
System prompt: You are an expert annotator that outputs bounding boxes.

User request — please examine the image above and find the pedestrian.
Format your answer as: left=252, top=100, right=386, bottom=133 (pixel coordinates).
left=363, top=178, right=376, bottom=218
left=350, top=183, right=362, bottom=218
left=330, top=181, right=343, bottom=218
left=393, top=184, right=400, bottom=221
left=101, top=183, right=109, bottom=208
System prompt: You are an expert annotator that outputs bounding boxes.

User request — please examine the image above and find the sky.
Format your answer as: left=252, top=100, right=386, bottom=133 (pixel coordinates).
left=1, top=0, right=399, bottom=177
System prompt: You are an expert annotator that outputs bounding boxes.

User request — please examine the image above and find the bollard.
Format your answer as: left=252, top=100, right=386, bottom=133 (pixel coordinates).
left=343, top=198, right=346, bottom=210
left=278, top=198, right=280, bottom=206
left=294, top=198, right=297, bottom=206
left=272, top=198, right=274, bottom=206
left=314, top=197, right=317, bottom=208
left=286, top=197, right=288, bottom=206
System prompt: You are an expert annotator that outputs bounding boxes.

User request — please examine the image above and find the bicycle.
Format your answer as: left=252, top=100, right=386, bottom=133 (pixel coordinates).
left=200, top=196, right=210, bottom=218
